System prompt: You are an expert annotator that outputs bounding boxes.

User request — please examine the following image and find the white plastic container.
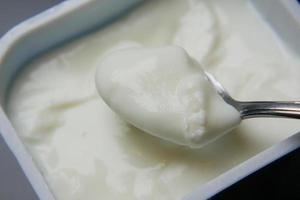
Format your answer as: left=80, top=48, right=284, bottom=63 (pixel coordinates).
left=0, top=0, right=299, bottom=199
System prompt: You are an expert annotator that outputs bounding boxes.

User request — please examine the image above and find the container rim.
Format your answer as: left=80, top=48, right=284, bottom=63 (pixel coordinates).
left=0, top=0, right=300, bottom=200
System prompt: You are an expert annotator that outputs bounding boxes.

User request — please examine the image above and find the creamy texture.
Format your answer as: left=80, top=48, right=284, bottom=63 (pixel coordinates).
left=95, top=46, right=240, bottom=147
left=6, top=0, right=300, bottom=200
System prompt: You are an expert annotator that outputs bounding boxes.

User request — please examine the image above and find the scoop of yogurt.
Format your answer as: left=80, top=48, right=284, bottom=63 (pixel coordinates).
left=95, top=46, right=241, bottom=148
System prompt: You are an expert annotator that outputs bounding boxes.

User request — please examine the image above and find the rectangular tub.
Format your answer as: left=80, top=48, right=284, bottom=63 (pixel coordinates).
left=0, top=0, right=299, bottom=199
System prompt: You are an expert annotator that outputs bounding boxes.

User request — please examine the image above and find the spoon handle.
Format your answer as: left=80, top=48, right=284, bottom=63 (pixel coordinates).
left=237, top=101, right=300, bottom=119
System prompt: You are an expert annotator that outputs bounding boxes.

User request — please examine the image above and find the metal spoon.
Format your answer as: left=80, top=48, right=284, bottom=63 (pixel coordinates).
left=205, top=72, right=300, bottom=119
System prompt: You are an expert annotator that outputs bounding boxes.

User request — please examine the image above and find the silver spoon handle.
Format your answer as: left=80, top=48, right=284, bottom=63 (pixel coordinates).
left=237, top=101, right=300, bottom=119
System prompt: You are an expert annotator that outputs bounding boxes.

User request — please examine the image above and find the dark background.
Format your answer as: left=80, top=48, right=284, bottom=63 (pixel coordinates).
left=0, top=0, right=63, bottom=36
left=0, top=1, right=63, bottom=199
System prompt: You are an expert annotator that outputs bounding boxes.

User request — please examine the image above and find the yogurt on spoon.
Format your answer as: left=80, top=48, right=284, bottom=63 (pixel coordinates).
left=95, top=46, right=241, bottom=148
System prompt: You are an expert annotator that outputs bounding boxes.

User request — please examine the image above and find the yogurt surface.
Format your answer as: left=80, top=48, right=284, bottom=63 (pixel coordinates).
left=6, top=0, right=300, bottom=199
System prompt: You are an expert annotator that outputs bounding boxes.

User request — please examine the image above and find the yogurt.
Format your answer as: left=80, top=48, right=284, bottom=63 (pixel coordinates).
left=6, top=0, right=300, bottom=199
left=95, top=46, right=240, bottom=148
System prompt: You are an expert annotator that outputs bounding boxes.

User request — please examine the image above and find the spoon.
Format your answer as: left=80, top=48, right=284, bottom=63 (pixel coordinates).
left=205, top=72, right=300, bottom=120
left=95, top=45, right=300, bottom=148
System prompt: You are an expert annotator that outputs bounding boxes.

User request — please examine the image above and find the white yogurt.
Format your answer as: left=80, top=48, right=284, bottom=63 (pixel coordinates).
left=6, top=0, right=300, bottom=199
left=95, top=46, right=240, bottom=148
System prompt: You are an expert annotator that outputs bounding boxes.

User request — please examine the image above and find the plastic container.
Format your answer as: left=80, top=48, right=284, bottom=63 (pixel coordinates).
left=0, top=0, right=299, bottom=199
